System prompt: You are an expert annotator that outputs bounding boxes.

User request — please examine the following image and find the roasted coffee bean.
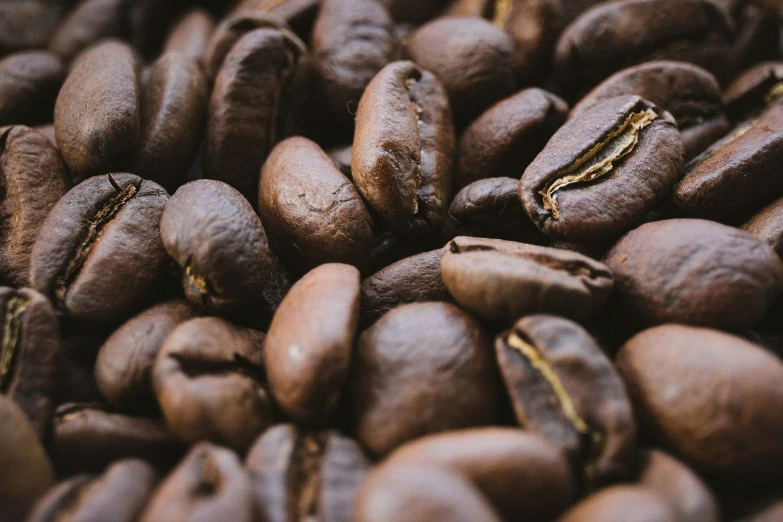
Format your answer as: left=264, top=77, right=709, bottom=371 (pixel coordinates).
left=0, top=395, right=54, bottom=521
left=0, top=287, right=59, bottom=438
left=0, top=1, right=66, bottom=56
left=27, top=459, right=158, bottom=522
left=0, top=51, right=64, bottom=126
left=231, top=0, right=320, bottom=41
left=355, top=462, right=503, bottom=522
left=617, top=325, right=783, bottom=482
left=386, top=428, right=575, bottom=522
left=140, top=443, right=257, bottom=522
left=457, top=88, right=568, bottom=188
left=443, top=177, right=547, bottom=244
left=724, top=61, right=783, bottom=121
left=722, top=0, right=780, bottom=74
left=404, top=16, right=515, bottom=122
left=351, top=301, right=504, bottom=457
left=353, top=60, right=455, bottom=238
left=741, top=196, right=783, bottom=258
left=202, top=26, right=306, bottom=201
left=265, top=264, right=359, bottom=426
left=160, top=179, right=275, bottom=316
left=95, top=300, right=197, bottom=412
left=54, top=403, right=185, bottom=473
left=153, top=317, right=273, bottom=452
left=440, top=237, right=613, bottom=324
left=571, top=61, right=731, bottom=160
left=163, top=9, right=216, bottom=64
left=246, top=424, right=371, bottom=522
left=604, top=219, right=783, bottom=330
left=30, top=173, right=169, bottom=326
left=48, top=0, right=127, bottom=63
left=0, top=126, right=70, bottom=287
left=520, top=96, right=683, bottom=245
left=636, top=449, right=720, bottom=522
left=258, top=137, right=374, bottom=274
left=557, top=485, right=678, bottom=522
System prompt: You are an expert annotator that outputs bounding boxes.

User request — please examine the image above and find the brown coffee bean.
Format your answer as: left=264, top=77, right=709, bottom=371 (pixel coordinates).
left=520, top=96, right=683, bottom=245
left=258, top=137, right=374, bottom=274
left=95, top=300, right=197, bottom=412
left=0, top=51, right=64, bottom=126
left=0, top=395, right=54, bottom=521
left=246, top=424, right=371, bottom=522
left=741, top=196, right=783, bottom=258
left=405, top=16, right=516, bottom=122
left=203, top=26, right=306, bottom=201
left=723, top=0, right=780, bottom=76
left=457, top=88, right=568, bottom=188
left=140, top=443, right=257, bottom=522
left=725, top=61, right=783, bottom=121
left=496, top=315, right=636, bottom=486
left=265, top=264, right=359, bottom=425
left=386, top=428, right=576, bottom=522
left=571, top=60, right=731, bottom=160
left=0, top=1, right=66, bottom=56
left=49, top=0, right=127, bottom=64
left=557, top=485, right=678, bottom=522
left=617, top=325, right=783, bottom=482
left=231, top=0, right=320, bottom=42
left=163, top=9, right=216, bottom=64
left=153, top=317, right=273, bottom=452
left=0, top=126, right=70, bottom=287
left=440, top=237, right=614, bottom=324
left=604, top=219, right=783, bottom=330
left=351, top=301, right=504, bottom=457
left=27, top=459, right=158, bottom=522
left=30, top=173, right=169, bottom=326
left=353, top=60, right=455, bottom=237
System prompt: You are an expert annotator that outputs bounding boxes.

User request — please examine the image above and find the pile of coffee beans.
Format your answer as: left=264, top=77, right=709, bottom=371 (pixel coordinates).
left=1, top=0, right=783, bottom=520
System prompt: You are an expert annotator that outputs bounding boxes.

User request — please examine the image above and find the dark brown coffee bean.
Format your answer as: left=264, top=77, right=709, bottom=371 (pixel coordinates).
left=572, top=61, right=731, bottom=160
left=520, top=96, right=683, bottom=245
left=27, top=459, right=158, bottom=522
left=0, top=287, right=59, bottom=438
left=0, top=395, right=54, bottom=521
left=441, top=237, right=614, bottom=324
left=0, top=51, right=64, bottom=126
left=405, top=16, right=516, bottom=122
left=351, top=301, right=504, bottom=457
left=0, top=126, right=70, bottom=287
left=353, top=60, right=455, bottom=237
left=496, top=315, right=636, bottom=486
left=265, top=264, right=359, bottom=426
left=604, top=219, right=783, bottom=329
left=617, top=325, right=783, bottom=482
left=557, top=485, right=678, bottom=522
left=723, top=0, right=780, bottom=76
left=443, top=177, right=548, bottom=244
left=95, top=300, right=197, bottom=412
left=30, top=173, right=169, bottom=326
left=153, top=317, right=273, bottom=452
left=203, top=26, right=306, bottom=201
left=231, top=0, right=320, bottom=42
left=0, top=1, right=66, bottom=56
left=636, top=449, right=720, bottom=522
left=386, top=428, right=575, bottom=522
left=140, top=443, right=257, bottom=522
left=258, top=137, right=374, bottom=274
left=163, top=9, right=216, bottom=64
left=54, top=41, right=141, bottom=180
left=741, top=196, right=783, bottom=258
left=457, top=88, right=568, bottom=188
left=246, top=424, right=371, bottom=522
left=674, top=103, right=783, bottom=222
left=724, top=61, right=783, bottom=121
left=49, top=0, right=127, bottom=64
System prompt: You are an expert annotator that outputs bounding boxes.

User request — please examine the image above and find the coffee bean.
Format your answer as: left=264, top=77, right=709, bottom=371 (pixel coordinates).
left=0, top=51, right=64, bottom=126
left=723, top=0, right=780, bottom=75
left=557, top=485, right=678, bottom=522
left=0, top=1, right=66, bottom=56
left=231, top=0, right=320, bottom=42
left=741, top=196, right=783, bottom=258
left=725, top=61, right=783, bottom=122
left=163, top=9, right=216, bottom=64
left=520, top=96, right=683, bottom=245
left=48, top=0, right=127, bottom=64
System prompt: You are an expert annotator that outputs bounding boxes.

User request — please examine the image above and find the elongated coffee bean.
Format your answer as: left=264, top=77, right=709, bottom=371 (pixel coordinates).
left=0, top=51, right=64, bottom=126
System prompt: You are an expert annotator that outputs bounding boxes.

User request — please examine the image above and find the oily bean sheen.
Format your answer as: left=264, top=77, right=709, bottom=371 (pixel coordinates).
left=0, top=51, right=64, bottom=126
left=617, top=325, right=783, bottom=482
left=27, top=459, right=158, bottom=522
left=352, top=60, right=455, bottom=237
left=351, top=302, right=504, bottom=457
left=724, top=61, right=783, bottom=121
left=557, top=485, right=679, bottom=522
left=457, top=88, right=568, bottom=188
left=440, top=237, right=614, bottom=324
left=264, top=264, right=360, bottom=426
left=30, top=173, right=169, bottom=326
left=571, top=61, right=731, bottom=160
left=386, top=428, right=575, bottom=522
left=163, top=9, right=216, bottom=64
left=246, top=424, right=371, bottom=522
left=54, top=41, right=141, bottom=180
left=604, top=219, right=783, bottom=329
left=520, top=96, right=683, bottom=245
left=741, top=196, right=783, bottom=258
left=160, top=180, right=274, bottom=315
left=258, top=137, right=374, bottom=274
left=0, top=287, right=59, bottom=438
left=0, top=126, right=70, bottom=287
left=140, top=443, right=257, bottom=522
left=496, top=316, right=636, bottom=487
